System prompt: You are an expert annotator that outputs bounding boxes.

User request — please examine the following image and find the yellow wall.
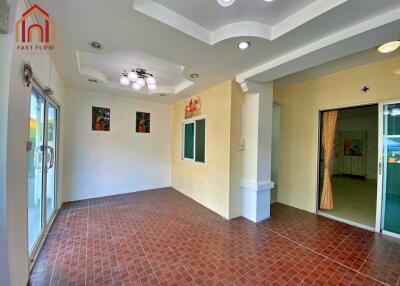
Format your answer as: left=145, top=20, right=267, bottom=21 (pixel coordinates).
left=274, top=56, right=400, bottom=213
left=171, top=81, right=244, bottom=219
left=229, top=82, right=244, bottom=218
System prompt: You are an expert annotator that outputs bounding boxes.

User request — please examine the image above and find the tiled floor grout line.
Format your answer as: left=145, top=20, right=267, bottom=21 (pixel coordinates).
left=264, top=226, right=391, bottom=286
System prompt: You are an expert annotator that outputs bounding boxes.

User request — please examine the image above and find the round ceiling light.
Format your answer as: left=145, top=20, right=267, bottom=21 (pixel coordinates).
left=217, top=0, right=236, bottom=7
left=238, top=41, right=251, bottom=50
left=190, top=73, right=200, bottom=79
left=89, top=41, right=103, bottom=50
left=378, top=41, right=400, bottom=54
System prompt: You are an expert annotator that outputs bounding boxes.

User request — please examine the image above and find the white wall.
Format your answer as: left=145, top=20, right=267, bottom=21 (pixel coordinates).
left=271, top=104, right=280, bottom=203
left=63, top=89, right=172, bottom=202
left=335, top=114, right=378, bottom=179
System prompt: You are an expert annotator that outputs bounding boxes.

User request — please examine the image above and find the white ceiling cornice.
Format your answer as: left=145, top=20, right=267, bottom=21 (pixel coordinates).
left=236, top=7, right=400, bottom=86
left=133, top=0, right=348, bottom=45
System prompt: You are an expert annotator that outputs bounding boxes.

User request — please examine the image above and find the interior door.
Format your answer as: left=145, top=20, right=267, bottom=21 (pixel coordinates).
left=27, top=87, right=59, bottom=257
left=380, top=102, right=400, bottom=236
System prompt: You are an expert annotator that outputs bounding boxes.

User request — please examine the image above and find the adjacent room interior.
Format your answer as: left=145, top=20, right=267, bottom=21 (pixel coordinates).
left=318, top=105, right=378, bottom=228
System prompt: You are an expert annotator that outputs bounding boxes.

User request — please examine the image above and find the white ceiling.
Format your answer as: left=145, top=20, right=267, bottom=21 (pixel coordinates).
left=153, top=0, right=316, bottom=30
left=32, top=0, right=400, bottom=104
left=77, top=50, right=193, bottom=95
left=275, top=48, right=400, bottom=88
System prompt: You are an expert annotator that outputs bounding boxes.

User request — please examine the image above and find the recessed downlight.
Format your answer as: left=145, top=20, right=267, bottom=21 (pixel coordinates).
left=238, top=41, right=251, bottom=50
left=190, top=73, right=200, bottom=79
left=217, top=0, right=236, bottom=7
left=378, top=41, right=400, bottom=54
left=89, top=41, right=103, bottom=50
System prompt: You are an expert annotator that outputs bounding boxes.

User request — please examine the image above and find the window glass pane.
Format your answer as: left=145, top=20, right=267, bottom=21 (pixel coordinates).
left=195, top=119, right=205, bottom=163
left=184, top=123, right=194, bottom=159
left=46, top=104, right=57, bottom=222
left=28, top=90, right=45, bottom=252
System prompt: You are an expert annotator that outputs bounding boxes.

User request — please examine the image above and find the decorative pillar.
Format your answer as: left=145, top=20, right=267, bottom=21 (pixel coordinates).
left=239, top=80, right=274, bottom=222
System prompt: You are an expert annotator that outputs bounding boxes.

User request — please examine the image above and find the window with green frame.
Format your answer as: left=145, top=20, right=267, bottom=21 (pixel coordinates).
left=182, top=118, right=206, bottom=163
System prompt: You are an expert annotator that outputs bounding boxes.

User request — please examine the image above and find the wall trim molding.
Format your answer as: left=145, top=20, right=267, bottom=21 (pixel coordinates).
left=240, top=179, right=274, bottom=192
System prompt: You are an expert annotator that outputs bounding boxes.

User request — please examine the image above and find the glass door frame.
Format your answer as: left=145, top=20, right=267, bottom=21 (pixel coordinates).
left=28, top=80, right=60, bottom=264
left=376, top=99, right=400, bottom=239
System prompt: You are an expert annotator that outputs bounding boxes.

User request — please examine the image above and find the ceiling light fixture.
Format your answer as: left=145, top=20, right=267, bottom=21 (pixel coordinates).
left=120, top=68, right=157, bottom=91
left=190, top=73, right=200, bottom=79
left=238, top=41, right=251, bottom=50
left=88, top=79, right=98, bottom=83
left=264, top=0, right=274, bottom=2
left=378, top=41, right=400, bottom=54
left=89, top=41, right=103, bottom=50
left=217, top=0, right=236, bottom=7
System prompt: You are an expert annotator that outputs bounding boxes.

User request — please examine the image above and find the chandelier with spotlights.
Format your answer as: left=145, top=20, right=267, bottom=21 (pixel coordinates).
left=120, top=68, right=157, bottom=91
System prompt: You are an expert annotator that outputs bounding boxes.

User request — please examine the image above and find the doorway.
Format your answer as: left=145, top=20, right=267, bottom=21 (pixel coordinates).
left=27, top=85, right=59, bottom=260
left=318, top=104, right=378, bottom=228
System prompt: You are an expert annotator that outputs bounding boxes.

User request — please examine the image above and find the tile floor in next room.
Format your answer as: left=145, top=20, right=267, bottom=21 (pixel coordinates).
left=29, top=188, right=400, bottom=286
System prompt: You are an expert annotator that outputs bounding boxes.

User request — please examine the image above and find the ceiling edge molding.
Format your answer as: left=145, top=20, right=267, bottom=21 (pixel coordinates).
left=271, top=0, right=349, bottom=40
left=211, top=22, right=271, bottom=45
left=236, top=7, right=400, bottom=84
left=133, top=0, right=349, bottom=45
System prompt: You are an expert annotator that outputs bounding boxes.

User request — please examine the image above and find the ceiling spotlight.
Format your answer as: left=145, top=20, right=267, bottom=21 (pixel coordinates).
left=238, top=41, right=251, bottom=50
left=132, top=82, right=141, bottom=91
left=89, top=41, right=103, bottom=50
left=190, top=73, right=199, bottom=79
left=217, top=0, right=236, bottom=7
left=128, top=70, right=138, bottom=81
left=120, top=73, right=130, bottom=86
left=378, top=41, right=400, bottom=54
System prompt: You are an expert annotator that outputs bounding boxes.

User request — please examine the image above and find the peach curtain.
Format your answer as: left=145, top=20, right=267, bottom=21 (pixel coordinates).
left=320, top=111, right=338, bottom=210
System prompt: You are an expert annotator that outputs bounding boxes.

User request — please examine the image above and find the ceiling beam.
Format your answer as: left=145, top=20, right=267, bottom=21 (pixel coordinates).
left=0, top=0, right=9, bottom=34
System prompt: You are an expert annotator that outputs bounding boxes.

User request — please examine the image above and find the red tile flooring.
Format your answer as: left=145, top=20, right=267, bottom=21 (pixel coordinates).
left=29, top=188, right=400, bottom=286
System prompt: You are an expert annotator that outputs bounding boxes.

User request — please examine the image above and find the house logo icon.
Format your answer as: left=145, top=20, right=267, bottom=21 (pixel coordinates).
left=15, top=4, right=55, bottom=52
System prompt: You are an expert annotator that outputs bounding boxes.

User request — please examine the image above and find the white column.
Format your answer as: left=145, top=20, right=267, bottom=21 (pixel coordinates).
left=240, top=80, right=274, bottom=222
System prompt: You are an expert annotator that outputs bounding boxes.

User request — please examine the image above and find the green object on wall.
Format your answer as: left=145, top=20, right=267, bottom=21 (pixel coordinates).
left=195, top=119, right=206, bottom=163
left=184, top=123, right=194, bottom=159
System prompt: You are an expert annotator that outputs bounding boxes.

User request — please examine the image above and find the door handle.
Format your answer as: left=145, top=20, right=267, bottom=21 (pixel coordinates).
left=45, top=146, right=55, bottom=171
left=34, top=146, right=43, bottom=169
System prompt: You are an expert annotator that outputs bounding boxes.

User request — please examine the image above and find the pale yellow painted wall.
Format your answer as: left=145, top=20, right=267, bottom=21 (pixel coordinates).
left=274, top=56, right=400, bottom=213
left=171, top=81, right=233, bottom=218
left=229, top=82, right=245, bottom=218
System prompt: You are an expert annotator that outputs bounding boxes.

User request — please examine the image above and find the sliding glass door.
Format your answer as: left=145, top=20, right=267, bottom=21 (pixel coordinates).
left=379, top=102, right=400, bottom=236
left=27, top=88, right=59, bottom=255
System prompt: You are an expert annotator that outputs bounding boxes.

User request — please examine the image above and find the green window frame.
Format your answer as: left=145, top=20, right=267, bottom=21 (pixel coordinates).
left=182, top=118, right=206, bottom=163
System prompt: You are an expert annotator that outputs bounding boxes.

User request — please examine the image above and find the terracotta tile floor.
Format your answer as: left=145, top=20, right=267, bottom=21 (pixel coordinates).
left=29, top=188, right=400, bottom=286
